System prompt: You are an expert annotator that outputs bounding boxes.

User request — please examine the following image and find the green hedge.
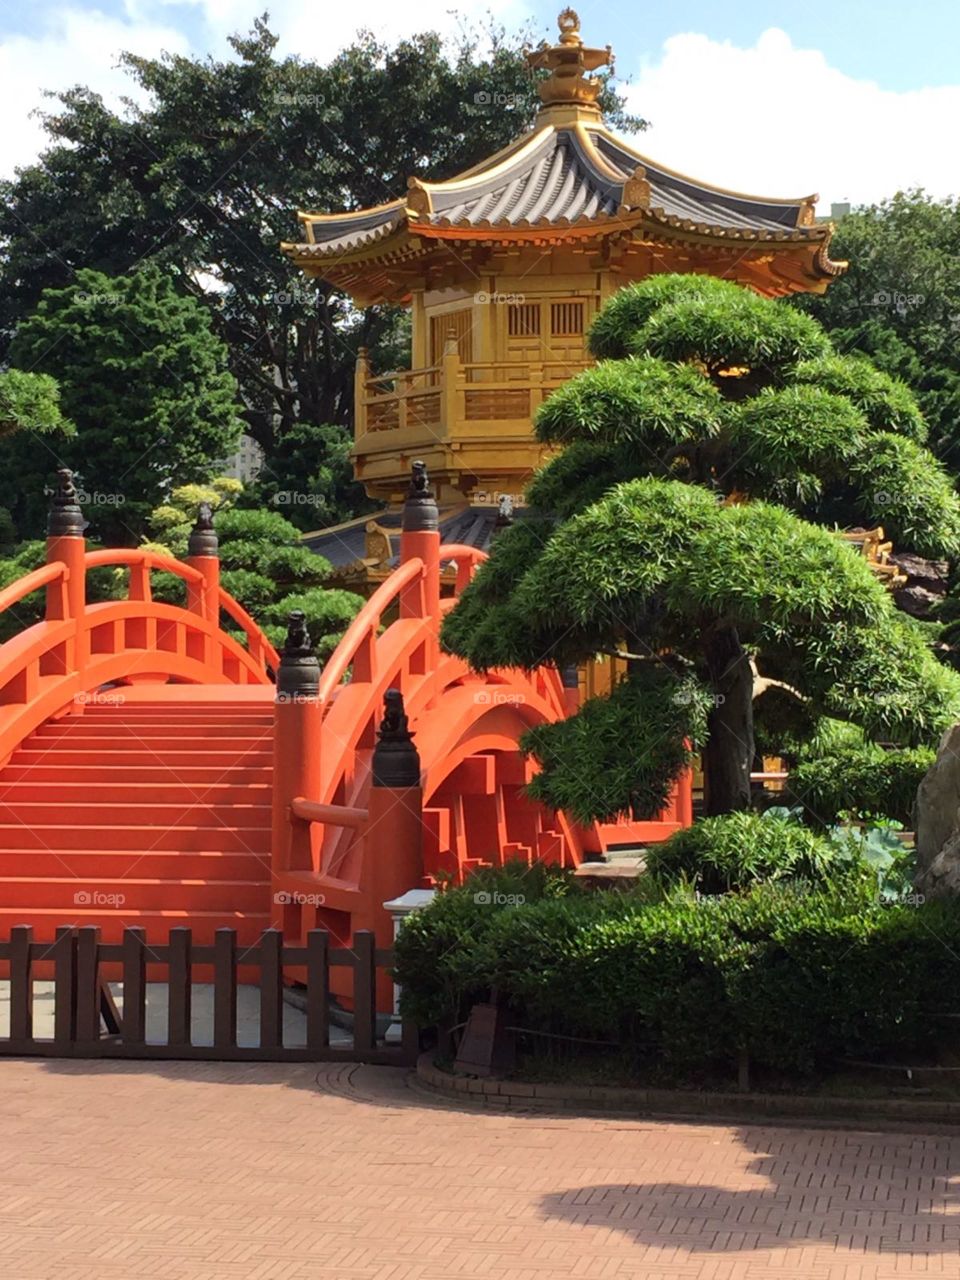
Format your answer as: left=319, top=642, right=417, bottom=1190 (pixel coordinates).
left=394, top=869, right=959, bottom=1079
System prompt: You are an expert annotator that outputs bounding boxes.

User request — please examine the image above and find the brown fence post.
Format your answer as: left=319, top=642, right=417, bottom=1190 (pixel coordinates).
left=53, top=927, right=77, bottom=1045
left=75, top=927, right=101, bottom=1043
left=352, top=930, right=377, bottom=1054
left=122, top=927, right=147, bottom=1047
left=9, top=926, right=33, bottom=1045
left=213, top=928, right=238, bottom=1050
left=167, top=928, right=192, bottom=1047
left=259, top=929, right=284, bottom=1051
left=306, top=930, right=330, bottom=1050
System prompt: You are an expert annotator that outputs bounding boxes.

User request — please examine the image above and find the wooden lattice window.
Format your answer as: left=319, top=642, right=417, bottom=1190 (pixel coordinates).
left=550, top=301, right=584, bottom=337
left=429, top=309, right=474, bottom=364
left=507, top=302, right=541, bottom=338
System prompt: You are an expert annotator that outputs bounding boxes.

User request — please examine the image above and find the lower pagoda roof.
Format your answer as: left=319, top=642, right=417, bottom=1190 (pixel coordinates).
left=282, top=119, right=843, bottom=300
left=303, top=505, right=516, bottom=579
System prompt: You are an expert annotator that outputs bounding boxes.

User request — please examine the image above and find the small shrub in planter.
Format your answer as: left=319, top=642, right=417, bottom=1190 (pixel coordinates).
left=644, top=811, right=839, bottom=893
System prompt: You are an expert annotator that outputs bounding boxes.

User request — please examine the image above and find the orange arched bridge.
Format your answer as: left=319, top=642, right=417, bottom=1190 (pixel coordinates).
left=0, top=468, right=691, bottom=959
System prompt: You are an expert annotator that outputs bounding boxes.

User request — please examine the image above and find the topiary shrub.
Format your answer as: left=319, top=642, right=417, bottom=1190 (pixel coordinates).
left=391, top=861, right=576, bottom=1027
left=645, top=812, right=839, bottom=893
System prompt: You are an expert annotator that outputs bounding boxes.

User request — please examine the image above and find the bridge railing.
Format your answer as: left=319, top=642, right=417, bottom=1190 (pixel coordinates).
left=439, top=542, right=487, bottom=604
left=0, top=473, right=277, bottom=766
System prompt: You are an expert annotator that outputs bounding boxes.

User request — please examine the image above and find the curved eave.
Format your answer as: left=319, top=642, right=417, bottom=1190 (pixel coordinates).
left=639, top=205, right=828, bottom=244
left=584, top=122, right=818, bottom=212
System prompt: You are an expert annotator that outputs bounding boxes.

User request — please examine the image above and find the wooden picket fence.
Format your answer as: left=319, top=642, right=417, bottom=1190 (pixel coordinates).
left=0, top=926, right=419, bottom=1064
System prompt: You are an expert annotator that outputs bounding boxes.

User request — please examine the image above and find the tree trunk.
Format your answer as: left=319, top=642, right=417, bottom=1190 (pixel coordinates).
left=702, top=624, right=754, bottom=816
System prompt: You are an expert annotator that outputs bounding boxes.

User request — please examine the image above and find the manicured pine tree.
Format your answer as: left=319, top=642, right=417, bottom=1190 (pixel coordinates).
left=442, top=275, right=960, bottom=818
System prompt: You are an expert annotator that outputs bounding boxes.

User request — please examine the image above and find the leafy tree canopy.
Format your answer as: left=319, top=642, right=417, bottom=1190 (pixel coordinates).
left=796, top=191, right=960, bottom=466
left=7, top=265, right=243, bottom=542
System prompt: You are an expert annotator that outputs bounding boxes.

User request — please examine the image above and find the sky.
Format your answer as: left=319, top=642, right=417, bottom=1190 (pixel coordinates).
left=1, top=0, right=958, bottom=210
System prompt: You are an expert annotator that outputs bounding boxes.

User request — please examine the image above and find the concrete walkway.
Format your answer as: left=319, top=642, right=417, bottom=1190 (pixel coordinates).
left=0, top=1058, right=958, bottom=1278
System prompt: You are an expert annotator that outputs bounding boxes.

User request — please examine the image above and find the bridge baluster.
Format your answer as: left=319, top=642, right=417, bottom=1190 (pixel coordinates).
left=45, top=469, right=87, bottom=690
left=399, top=461, right=440, bottom=680
left=184, top=503, right=221, bottom=670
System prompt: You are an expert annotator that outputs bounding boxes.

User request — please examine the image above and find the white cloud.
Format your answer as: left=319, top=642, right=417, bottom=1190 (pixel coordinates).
left=623, top=28, right=960, bottom=211
left=0, top=0, right=530, bottom=181
left=0, top=8, right=190, bottom=179
left=134, top=0, right=530, bottom=63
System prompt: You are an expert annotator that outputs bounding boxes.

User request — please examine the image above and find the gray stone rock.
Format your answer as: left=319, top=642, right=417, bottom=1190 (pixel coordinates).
left=915, top=723, right=960, bottom=896
left=890, top=552, right=949, bottom=589
left=894, top=584, right=944, bottom=618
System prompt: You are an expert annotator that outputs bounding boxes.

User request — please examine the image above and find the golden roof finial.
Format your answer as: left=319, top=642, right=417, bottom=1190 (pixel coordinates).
left=525, top=10, right=613, bottom=122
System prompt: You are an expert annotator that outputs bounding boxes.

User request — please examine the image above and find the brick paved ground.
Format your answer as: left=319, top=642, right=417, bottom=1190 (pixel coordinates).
left=0, top=1059, right=958, bottom=1279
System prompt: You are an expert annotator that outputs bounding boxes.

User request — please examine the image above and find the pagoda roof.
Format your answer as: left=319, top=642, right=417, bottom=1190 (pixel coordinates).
left=282, top=11, right=845, bottom=302
left=288, top=122, right=820, bottom=259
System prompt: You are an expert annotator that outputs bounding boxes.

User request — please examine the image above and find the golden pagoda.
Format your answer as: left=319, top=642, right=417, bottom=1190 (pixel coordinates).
left=286, top=9, right=845, bottom=581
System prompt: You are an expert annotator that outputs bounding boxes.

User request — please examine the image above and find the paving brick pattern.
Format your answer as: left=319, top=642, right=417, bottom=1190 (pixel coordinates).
left=0, top=1059, right=958, bottom=1278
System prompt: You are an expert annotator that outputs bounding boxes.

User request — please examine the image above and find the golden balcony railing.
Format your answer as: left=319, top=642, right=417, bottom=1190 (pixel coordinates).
left=354, top=347, right=593, bottom=440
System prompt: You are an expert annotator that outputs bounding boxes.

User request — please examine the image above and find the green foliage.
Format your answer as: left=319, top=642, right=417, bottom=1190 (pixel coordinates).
left=789, top=353, right=928, bottom=441
left=752, top=685, right=819, bottom=761
left=726, top=385, right=868, bottom=503
left=587, top=275, right=737, bottom=360
left=534, top=354, right=722, bottom=448
left=259, top=587, right=363, bottom=660
left=396, top=877, right=959, bottom=1079
left=444, top=273, right=959, bottom=816
left=796, top=192, right=960, bottom=463
left=814, top=613, right=960, bottom=744
left=391, top=861, right=579, bottom=1026
left=522, top=667, right=709, bottom=824
left=788, top=743, right=934, bottom=826
left=523, top=441, right=644, bottom=520
left=0, top=370, right=74, bottom=439
left=218, top=568, right=276, bottom=611
left=645, top=811, right=839, bottom=893
left=631, top=283, right=830, bottom=374
left=448, top=478, right=891, bottom=674
left=847, top=432, right=960, bottom=558
left=243, top=423, right=376, bottom=531
left=682, top=502, right=888, bottom=631
left=8, top=265, right=242, bottom=541
left=147, top=492, right=360, bottom=656
left=0, top=540, right=128, bottom=641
